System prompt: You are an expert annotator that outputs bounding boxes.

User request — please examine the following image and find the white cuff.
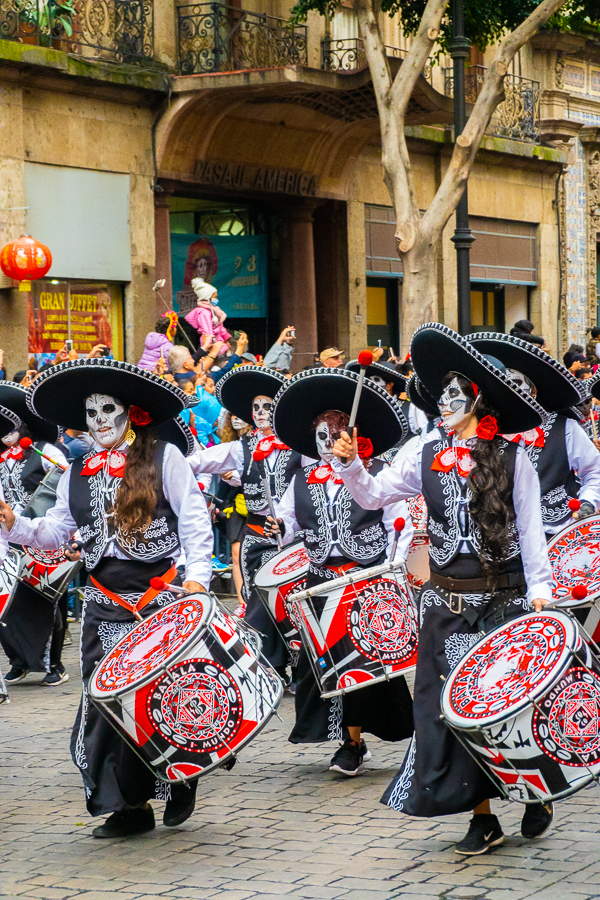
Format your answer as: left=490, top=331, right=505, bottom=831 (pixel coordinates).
left=526, top=582, right=553, bottom=604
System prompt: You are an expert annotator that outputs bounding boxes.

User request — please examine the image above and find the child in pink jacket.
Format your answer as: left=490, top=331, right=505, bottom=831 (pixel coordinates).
left=184, top=278, right=231, bottom=343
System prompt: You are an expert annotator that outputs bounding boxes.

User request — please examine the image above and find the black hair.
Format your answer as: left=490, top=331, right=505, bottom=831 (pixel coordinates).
left=155, top=318, right=170, bottom=335
left=588, top=327, right=600, bottom=339
left=510, top=319, right=534, bottom=335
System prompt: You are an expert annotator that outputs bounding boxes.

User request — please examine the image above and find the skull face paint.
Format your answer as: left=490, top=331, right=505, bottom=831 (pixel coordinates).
left=369, top=374, right=387, bottom=388
left=231, top=416, right=247, bottom=432
left=2, top=430, right=20, bottom=448
left=437, top=376, right=472, bottom=433
left=315, top=421, right=336, bottom=463
left=252, top=395, right=273, bottom=433
left=85, top=393, right=128, bottom=449
left=506, top=367, right=535, bottom=396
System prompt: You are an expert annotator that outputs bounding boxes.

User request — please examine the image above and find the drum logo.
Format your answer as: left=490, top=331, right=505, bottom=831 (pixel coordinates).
left=533, top=667, right=600, bottom=767
left=347, top=579, right=418, bottom=663
left=148, top=659, right=243, bottom=752
left=272, top=547, right=310, bottom=577
left=549, top=525, right=600, bottom=599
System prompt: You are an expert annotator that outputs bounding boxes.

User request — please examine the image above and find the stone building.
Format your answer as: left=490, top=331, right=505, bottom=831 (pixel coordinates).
left=0, top=2, right=597, bottom=372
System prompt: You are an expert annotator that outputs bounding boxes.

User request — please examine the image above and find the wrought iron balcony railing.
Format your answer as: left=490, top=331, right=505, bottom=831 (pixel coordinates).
left=0, top=0, right=153, bottom=63
left=178, top=3, right=307, bottom=75
left=321, top=37, right=405, bottom=73
left=444, top=65, right=540, bottom=143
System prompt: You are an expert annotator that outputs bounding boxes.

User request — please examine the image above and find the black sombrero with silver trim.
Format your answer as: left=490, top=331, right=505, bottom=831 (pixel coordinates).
left=0, top=382, right=60, bottom=443
left=0, top=404, right=22, bottom=440
left=466, top=332, right=583, bottom=412
left=406, top=374, right=439, bottom=418
left=272, top=367, right=408, bottom=459
left=411, top=323, right=546, bottom=434
left=27, top=358, right=190, bottom=432
left=216, top=365, right=287, bottom=425
left=155, top=415, right=196, bottom=457
left=345, top=359, right=406, bottom=393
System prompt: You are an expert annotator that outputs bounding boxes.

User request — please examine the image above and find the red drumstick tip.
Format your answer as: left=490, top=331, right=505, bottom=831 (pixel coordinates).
left=568, top=498, right=581, bottom=511
left=19, top=437, right=33, bottom=448
left=571, top=584, right=588, bottom=601
left=150, top=577, right=166, bottom=591
left=358, top=350, right=373, bottom=367
left=394, top=517, right=405, bottom=533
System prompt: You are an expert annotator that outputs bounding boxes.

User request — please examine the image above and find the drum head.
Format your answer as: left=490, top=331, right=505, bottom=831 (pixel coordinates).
left=548, top=515, right=600, bottom=606
left=442, top=612, right=578, bottom=729
left=254, top=541, right=310, bottom=589
left=90, top=595, right=215, bottom=698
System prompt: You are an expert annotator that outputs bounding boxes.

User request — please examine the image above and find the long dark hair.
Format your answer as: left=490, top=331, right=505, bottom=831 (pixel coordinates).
left=113, top=425, right=158, bottom=535
left=444, top=374, right=515, bottom=588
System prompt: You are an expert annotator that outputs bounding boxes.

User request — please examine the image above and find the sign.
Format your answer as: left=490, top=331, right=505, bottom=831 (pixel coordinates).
left=194, top=159, right=317, bottom=197
left=28, top=282, right=114, bottom=355
left=171, top=233, right=268, bottom=319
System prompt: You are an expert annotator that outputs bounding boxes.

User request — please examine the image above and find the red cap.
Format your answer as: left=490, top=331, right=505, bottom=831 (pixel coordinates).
left=568, top=498, right=581, bottom=511
left=19, top=437, right=33, bottom=448
left=357, top=350, right=373, bottom=367
left=571, top=584, right=588, bottom=601
left=394, top=517, right=405, bottom=533
left=149, top=577, right=166, bottom=591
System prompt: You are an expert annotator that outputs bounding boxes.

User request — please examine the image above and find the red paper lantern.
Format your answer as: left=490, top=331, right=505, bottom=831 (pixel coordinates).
left=0, top=234, right=52, bottom=291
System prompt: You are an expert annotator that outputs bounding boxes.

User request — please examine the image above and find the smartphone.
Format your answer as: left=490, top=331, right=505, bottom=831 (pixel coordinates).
left=378, top=339, right=382, bottom=349
left=101, top=346, right=110, bottom=357
left=65, top=339, right=73, bottom=352
left=233, top=330, right=242, bottom=339
left=289, top=328, right=296, bottom=338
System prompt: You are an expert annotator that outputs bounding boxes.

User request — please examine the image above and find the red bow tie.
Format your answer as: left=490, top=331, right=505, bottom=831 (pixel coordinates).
left=431, top=446, right=475, bottom=478
left=307, top=463, right=344, bottom=485
left=80, top=450, right=126, bottom=479
left=503, top=427, right=545, bottom=448
left=0, top=447, right=24, bottom=462
left=253, top=435, right=289, bottom=461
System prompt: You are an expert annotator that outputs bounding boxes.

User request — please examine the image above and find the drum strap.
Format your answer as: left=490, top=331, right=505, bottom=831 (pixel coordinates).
left=89, top=565, right=178, bottom=619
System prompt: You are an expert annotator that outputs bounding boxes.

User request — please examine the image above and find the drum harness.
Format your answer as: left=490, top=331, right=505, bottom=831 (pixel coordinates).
left=428, top=571, right=528, bottom=633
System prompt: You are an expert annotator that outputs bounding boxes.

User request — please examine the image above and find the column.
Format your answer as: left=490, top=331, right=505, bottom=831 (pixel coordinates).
left=279, top=205, right=318, bottom=371
left=154, top=192, right=173, bottom=318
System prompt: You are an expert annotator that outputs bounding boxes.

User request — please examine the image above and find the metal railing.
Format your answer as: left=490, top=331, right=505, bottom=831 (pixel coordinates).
left=177, top=2, right=307, bottom=75
left=321, top=37, right=405, bottom=72
left=444, top=64, right=540, bottom=143
left=0, top=0, right=153, bottom=63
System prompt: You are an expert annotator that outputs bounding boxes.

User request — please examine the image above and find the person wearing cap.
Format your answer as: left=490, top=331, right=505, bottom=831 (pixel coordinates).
left=319, top=348, right=345, bottom=368
left=332, top=324, right=555, bottom=855
left=264, top=368, right=414, bottom=776
left=0, top=359, right=213, bottom=838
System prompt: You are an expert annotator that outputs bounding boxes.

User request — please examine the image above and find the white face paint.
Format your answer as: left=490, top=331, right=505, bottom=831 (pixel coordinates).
left=231, top=416, right=247, bottom=431
left=85, top=393, right=128, bottom=449
left=437, top=377, right=472, bottom=433
left=506, top=367, right=534, bottom=396
left=252, top=395, right=273, bottom=432
left=315, top=420, right=335, bottom=463
left=2, top=430, right=20, bottom=448
left=369, top=374, right=387, bottom=388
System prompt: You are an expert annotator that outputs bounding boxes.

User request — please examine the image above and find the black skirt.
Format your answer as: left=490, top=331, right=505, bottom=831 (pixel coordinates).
left=226, top=509, right=247, bottom=544
left=239, top=524, right=288, bottom=669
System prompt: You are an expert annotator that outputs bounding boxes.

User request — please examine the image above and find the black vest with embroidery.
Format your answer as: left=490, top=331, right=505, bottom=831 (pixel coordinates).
left=240, top=433, right=301, bottom=514
left=524, top=414, right=580, bottom=530
left=0, top=445, right=46, bottom=509
left=421, top=434, right=523, bottom=578
left=294, top=459, right=388, bottom=565
left=68, top=442, right=179, bottom=571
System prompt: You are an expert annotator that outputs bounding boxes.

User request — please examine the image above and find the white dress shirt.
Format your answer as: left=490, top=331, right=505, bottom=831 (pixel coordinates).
left=331, top=429, right=553, bottom=604
left=2, top=442, right=68, bottom=515
left=542, top=419, right=600, bottom=536
left=5, top=440, right=213, bottom=589
left=188, top=440, right=283, bottom=515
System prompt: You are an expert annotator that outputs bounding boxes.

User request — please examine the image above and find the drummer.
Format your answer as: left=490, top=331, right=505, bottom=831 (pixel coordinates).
left=467, top=333, right=600, bottom=536
left=265, top=368, right=414, bottom=776
left=0, top=359, right=212, bottom=839
left=332, top=324, right=555, bottom=854
left=0, top=382, right=69, bottom=686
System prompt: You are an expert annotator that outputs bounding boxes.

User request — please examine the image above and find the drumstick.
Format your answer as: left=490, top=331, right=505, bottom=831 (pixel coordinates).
left=568, top=498, right=581, bottom=519
left=253, top=453, right=283, bottom=550
left=591, top=411, right=599, bottom=442
left=390, top=517, right=405, bottom=562
left=341, top=349, right=373, bottom=465
left=19, top=437, right=68, bottom=471
left=545, top=583, right=587, bottom=610
left=149, top=578, right=192, bottom=595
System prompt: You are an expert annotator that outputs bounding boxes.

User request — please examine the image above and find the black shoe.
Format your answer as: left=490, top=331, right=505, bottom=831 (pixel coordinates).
left=41, top=666, right=69, bottom=686
left=360, top=739, right=372, bottom=762
left=5, top=667, right=28, bottom=684
left=521, top=801, right=553, bottom=839
left=92, top=804, right=155, bottom=839
left=455, top=814, right=504, bottom=855
left=163, top=780, right=198, bottom=827
left=329, top=739, right=364, bottom=776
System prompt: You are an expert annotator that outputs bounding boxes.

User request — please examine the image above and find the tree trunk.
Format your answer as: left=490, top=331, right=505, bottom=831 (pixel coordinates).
left=399, top=237, right=439, bottom=352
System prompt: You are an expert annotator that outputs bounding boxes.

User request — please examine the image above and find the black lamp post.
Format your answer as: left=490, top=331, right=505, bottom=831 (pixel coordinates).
left=449, top=0, right=474, bottom=335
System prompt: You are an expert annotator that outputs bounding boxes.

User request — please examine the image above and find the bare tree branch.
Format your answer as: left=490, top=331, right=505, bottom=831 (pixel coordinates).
left=389, top=0, right=449, bottom=120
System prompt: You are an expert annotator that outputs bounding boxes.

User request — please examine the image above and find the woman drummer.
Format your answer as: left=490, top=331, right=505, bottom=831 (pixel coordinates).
left=265, top=368, right=415, bottom=776
left=0, top=359, right=212, bottom=839
left=332, top=324, right=555, bottom=855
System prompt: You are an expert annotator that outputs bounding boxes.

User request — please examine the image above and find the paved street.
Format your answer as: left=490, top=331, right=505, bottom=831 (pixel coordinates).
left=2, top=621, right=600, bottom=900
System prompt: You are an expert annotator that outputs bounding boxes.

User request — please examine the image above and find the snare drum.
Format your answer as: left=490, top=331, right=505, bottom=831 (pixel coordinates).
left=547, top=515, right=600, bottom=606
left=291, top=559, right=418, bottom=698
left=19, top=546, right=81, bottom=603
left=441, top=611, right=600, bottom=804
left=89, top=594, right=282, bottom=783
left=254, top=541, right=309, bottom=649
left=0, top=548, right=22, bottom=620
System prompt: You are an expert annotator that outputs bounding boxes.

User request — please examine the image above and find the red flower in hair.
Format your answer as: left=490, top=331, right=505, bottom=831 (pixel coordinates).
left=357, top=437, right=373, bottom=459
left=476, top=415, right=498, bottom=441
left=129, top=406, right=153, bottom=427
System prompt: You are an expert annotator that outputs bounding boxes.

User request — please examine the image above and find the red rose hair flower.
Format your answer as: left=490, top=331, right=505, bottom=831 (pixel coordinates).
left=476, top=415, right=498, bottom=441
left=129, top=406, right=153, bottom=427
left=357, top=437, right=373, bottom=459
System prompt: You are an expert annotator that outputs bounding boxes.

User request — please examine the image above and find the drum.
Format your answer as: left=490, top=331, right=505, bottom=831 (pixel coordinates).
left=254, top=541, right=309, bottom=649
left=408, top=494, right=428, bottom=532
left=0, top=548, right=22, bottom=620
left=406, top=495, right=429, bottom=590
left=547, top=515, right=600, bottom=606
left=89, top=594, right=283, bottom=783
left=291, top=559, right=418, bottom=698
left=441, top=610, right=600, bottom=804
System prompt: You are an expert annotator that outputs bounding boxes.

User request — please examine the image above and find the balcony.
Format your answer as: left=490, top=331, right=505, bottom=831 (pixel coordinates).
left=0, top=0, right=153, bottom=63
left=177, top=2, right=307, bottom=75
left=321, top=38, right=407, bottom=73
left=444, top=65, right=540, bottom=143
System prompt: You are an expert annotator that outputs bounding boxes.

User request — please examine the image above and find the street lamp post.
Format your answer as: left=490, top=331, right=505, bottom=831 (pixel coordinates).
left=449, top=0, right=474, bottom=335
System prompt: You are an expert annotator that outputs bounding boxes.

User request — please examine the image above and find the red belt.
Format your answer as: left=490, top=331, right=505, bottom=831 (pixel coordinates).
left=90, top=564, right=177, bottom=620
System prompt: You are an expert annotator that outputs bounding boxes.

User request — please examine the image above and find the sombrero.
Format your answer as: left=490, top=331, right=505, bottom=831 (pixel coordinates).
left=272, top=367, right=408, bottom=459
left=0, top=382, right=60, bottom=443
left=155, top=415, right=196, bottom=457
left=406, top=374, right=439, bottom=418
left=467, top=332, right=583, bottom=412
left=345, top=359, right=406, bottom=394
left=0, top=404, right=22, bottom=439
left=27, top=359, right=190, bottom=432
left=411, top=323, right=546, bottom=434
left=216, top=365, right=287, bottom=425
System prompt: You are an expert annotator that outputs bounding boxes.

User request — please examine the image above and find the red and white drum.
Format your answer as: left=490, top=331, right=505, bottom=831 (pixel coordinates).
left=19, top=546, right=81, bottom=603
left=408, top=495, right=428, bottom=533
left=292, top=559, right=418, bottom=698
left=441, top=611, right=600, bottom=803
left=89, top=595, right=282, bottom=783
left=254, top=541, right=309, bottom=649
left=406, top=495, right=429, bottom=590
left=0, top=549, right=22, bottom=620
left=547, top=516, right=600, bottom=606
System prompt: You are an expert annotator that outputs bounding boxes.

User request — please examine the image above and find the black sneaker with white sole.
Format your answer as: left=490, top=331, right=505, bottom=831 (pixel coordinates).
left=360, top=739, right=372, bottom=762
left=5, top=667, right=29, bottom=684
left=329, top=739, right=364, bottom=776
left=521, top=801, right=553, bottom=839
left=41, top=666, right=70, bottom=686
left=454, top=814, right=504, bottom=855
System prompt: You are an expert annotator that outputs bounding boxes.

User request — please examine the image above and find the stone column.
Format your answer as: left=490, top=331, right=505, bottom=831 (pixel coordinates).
left=154, top=191, right=173, bottom=318
left=279, top=205, right=318, bottom=371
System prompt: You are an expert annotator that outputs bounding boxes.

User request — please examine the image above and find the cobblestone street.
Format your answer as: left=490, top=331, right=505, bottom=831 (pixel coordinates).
left=2, top=622, right=600, bottom=900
